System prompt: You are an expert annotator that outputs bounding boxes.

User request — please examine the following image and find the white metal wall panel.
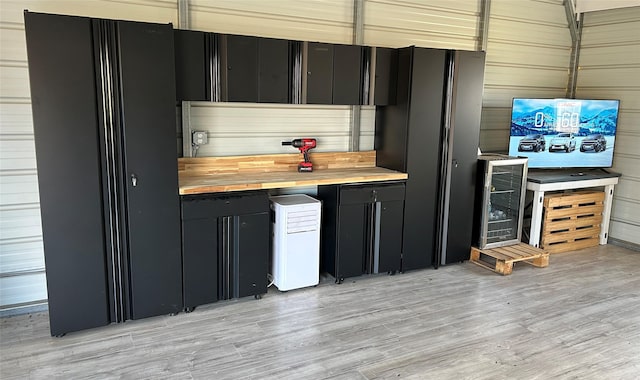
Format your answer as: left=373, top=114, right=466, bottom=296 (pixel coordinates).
left=189, top=103, right=362, bottom=156
left=190, top=0, right=353, bottom=44
left=359, top=106, right=376, bottom=151
left=363, top=0, right=479, bottom=49
left=480, top=0, right=572, bottom=152
left=576, top=7, right=640, bottom=245
left=0, top=0, right=178, bottom=311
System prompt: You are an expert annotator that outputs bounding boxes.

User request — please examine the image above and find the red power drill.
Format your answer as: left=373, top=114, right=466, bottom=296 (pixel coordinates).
left=282, top=138, right=317, bottom=172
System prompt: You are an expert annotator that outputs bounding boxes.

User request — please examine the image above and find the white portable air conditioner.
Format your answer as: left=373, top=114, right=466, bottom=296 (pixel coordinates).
left=270, top=194, right=321, bottom=291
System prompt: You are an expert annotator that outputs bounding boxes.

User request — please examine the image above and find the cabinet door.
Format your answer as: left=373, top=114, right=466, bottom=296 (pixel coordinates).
left=377, top=200, right=404, bottom=273
left=444, top=51, right=486, bottom=264
left=226, top=35, right=259, bottom=102
left=182, top=218, right=218, bottom=308
left=306, top=42, right=333, bottom=104
left=337, top=203, right=367, bottom=279
left=402, top=47, right=447, bottom=271
left=333, top=44, right=362, bottom=105
left=174, top=29, right=209, bottom=101
left=118, top=20, right=183, bottom=319
left=374, top=47, right=398, bottom=105
left=235, top=212, right=269, bottom=297
left=259, top=38, right=290, bottom=103
left=24, top=12, right=110, bottom=336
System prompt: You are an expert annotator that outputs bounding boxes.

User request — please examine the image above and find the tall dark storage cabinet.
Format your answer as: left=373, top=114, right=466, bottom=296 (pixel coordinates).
left=375, top=48, right=485, bottom=269
left=24, top=12, right=182, bottom=336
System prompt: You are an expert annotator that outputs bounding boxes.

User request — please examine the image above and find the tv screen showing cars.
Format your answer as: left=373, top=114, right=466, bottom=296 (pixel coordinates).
left=508, top=98, right=619, bottom=168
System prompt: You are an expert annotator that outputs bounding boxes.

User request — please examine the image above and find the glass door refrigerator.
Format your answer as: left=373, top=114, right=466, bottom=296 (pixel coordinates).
left=473, top=154, right=528, bottom=249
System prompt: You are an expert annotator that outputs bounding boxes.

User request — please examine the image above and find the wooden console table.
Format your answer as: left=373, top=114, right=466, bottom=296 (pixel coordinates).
left=526, top=170, right=621, bottom=248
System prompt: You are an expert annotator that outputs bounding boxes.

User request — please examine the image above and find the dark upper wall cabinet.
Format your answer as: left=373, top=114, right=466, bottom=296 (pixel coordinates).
left=374, top=47, right=398, bottom=105
left=222, top=35, right=292, bottom=103
left=223, top=35, right=259, bottom=102
left=306, top=42, right=365, bottom=105
left=258, top=38, right=292, bottom=103
left=174, top=29, right=211, bottom=101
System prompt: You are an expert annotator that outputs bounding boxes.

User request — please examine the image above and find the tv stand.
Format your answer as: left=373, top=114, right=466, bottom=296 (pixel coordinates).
left=526, top=169, right=621, bottom=248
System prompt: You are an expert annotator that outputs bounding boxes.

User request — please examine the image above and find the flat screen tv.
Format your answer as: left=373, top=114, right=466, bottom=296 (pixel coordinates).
left=508, top=98, right=619, bottom=168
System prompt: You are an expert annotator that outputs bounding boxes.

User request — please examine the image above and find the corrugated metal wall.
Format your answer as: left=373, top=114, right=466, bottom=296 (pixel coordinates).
left=480, top=0, right=572, bottom=152
left=363, top=0, right=479, bottom=49
left=576, top=7, right=640, bottom=245
left=0, top=0, right=177, bottom=312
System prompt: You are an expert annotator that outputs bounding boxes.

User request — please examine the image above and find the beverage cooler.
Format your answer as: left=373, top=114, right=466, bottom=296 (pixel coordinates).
left=473, top=154, right=528, bottom=249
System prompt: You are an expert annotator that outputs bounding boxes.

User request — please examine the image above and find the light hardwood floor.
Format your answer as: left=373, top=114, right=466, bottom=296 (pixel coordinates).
left=2, top=244, right=639, bottom=379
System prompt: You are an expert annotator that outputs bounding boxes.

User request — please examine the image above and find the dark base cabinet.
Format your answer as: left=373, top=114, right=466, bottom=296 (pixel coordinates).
left=181, top=191, right=270, bottom=310
left=317, top=182, right=405, bottom=282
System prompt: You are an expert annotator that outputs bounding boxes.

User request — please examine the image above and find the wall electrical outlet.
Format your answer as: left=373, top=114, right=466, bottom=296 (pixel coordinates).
left=192, top=131, right=208, bottom=145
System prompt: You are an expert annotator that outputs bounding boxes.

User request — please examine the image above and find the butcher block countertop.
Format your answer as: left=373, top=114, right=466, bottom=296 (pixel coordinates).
left=178, top=151, right=407, bottom=195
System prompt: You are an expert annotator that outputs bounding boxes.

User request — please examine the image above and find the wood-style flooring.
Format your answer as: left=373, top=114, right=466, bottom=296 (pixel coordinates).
left=2, top=244, right=639, bottom=379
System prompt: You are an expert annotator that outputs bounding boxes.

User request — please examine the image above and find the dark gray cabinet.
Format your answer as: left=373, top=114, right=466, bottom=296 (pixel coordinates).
left=181, top=191, right=269, bottom=310
left=375, top=47, right=486, bottom=268
left=174, top=29, right=212, bottom=101
left=25, top=12, right=182, bottom=336
left=174, top=32, right=293, bottom=103
left=222, top=35, right=292, bottom=103
left=306, top=42, right=365, bottom=105
left=374, top=47, right=398, bottom=105
left=317, top=182, right=405, bottom=282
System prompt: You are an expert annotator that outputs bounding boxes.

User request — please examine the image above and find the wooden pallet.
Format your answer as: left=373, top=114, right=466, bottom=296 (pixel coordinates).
left=541, top=191, right=603, bottom=253
left=470, top=243, right=549, bottom=275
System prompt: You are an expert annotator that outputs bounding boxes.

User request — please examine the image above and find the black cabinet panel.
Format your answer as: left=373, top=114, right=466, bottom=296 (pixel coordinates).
left=376, top=47, right=447, bottom=271
left=333, top=44, right=362, bottom=105
left=225, top=35, right=259, bottom=102
left=318, top=182, right=405, bottom=281
left=402, top=48, right=447, bottom=271
left=236, top=212, right=269, bottom=297
left=24, top=12, right=110, bottom=336
left=375, top=47, right=486, bottom=268
left=118, top=21, right=183, bottom=319
left=222, top=35, right=291, bottom=103
left=306, top=42, right=366, bottom=105
left=258, top=38, right=290, bottom=103
left=306, top=42, right=333, bottom=104
left=181, top=191, right=269, bottom=308
left=174, top=29, right=209, bottom=101
left=337, top=203, right=367, bottom=279
left=443, top=51, right=485, bottom=264
left=182, top=218, right=218, bottom=308
left=25, top=12, right=183, bottom=335
left=374, top=47, right=398, bottom=105
left=378, top=200, right=404, bottom=273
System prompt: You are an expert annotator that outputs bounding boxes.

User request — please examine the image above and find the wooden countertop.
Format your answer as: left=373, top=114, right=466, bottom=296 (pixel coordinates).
left=179, top=167, right=407, bottom=194
left=178, top=151, right=407, bottom=195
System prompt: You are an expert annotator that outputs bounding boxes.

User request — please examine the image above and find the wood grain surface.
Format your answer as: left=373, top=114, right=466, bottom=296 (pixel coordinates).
left=179, top=167, right=408, bottom=195
left=178, top=151, right=377, bottom=175
left=2, top=244, right=639, bottom=379
left=178, top=151, right=407, bottom=195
